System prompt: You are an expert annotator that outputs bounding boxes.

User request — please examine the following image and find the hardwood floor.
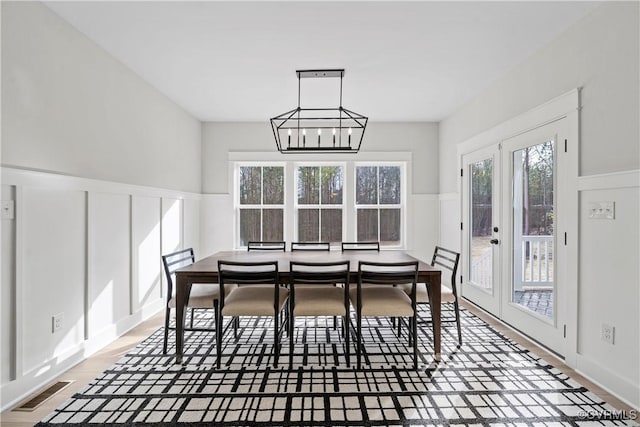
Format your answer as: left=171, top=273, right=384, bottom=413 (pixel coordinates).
left=1, top=303, right=636, bottom=426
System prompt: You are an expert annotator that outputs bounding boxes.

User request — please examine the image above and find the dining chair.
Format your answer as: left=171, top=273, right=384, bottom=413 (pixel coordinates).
left=161, top=248, right=236, bottom=354
left=288, top=261, right=351, bottom=367
left=247, top=241, right=286, bottom=251
left=350, top=261, right=419, bottom=370
left=216, top=260, right=287, bottom=368
left=402, top=246, right=462, bottom=345
left=341, top=241, right=380, bottom=252
left=290, top=241, right=331, bottom=251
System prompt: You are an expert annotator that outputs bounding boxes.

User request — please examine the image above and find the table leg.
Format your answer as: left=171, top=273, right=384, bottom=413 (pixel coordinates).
left=430, top=276, right=441, bottom=361
left=175, top=276, right=191, bottom=364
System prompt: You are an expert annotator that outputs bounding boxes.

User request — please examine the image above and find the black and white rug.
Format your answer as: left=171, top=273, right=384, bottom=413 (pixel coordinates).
left=38, top=307, right=637, bottom=426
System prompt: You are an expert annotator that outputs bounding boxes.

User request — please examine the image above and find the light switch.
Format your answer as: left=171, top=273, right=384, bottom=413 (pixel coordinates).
left=587, top=201, right=615, bottom=219
left=1, top=200, right=15, bottom=220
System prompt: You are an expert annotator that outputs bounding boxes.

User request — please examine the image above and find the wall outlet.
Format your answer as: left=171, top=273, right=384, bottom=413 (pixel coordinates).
left=601, top=323, right=615, bottom=344
left=52, top=313, right=64, bottom=333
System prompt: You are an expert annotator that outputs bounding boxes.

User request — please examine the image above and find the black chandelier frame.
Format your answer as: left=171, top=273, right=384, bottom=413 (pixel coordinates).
left=270, top=69, right=368, bottom=153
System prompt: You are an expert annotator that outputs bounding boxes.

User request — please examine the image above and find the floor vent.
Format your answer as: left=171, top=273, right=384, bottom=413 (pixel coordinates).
left=13, top=380, right=73, bottom=412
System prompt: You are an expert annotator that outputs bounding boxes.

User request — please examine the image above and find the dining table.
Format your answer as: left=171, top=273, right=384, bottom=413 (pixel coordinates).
left=173, top=249, right=442, bottom=365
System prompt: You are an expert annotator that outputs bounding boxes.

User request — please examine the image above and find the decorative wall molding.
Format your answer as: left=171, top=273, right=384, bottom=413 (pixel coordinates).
left=577, top=169, right=639, bottom=191
left=0, top=166, right=199, bottom=412
left=1, top=166, right=201, bottom=200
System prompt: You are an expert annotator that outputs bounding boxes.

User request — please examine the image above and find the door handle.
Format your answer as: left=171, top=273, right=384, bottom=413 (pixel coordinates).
left=490, top=239, right=499, bottom=245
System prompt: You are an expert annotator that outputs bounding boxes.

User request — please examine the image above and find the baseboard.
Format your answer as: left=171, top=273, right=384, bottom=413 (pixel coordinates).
left=576, top=354, right=640, bottom=410
left=0, top=303, right=163, bottom=412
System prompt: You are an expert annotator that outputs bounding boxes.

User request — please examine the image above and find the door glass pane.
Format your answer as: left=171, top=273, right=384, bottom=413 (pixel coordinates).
left=298, top=208, right=319, bottom=241
left=357, top=209, right=378, bottom=241
left=320, top=209, right=342, bottom=243
left=470, top=159, right=493, bottom=289
left=512, top=141, right=554, bottom=318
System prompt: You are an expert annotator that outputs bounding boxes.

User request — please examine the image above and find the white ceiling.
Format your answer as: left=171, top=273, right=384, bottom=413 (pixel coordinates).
left=44, top=1, right=600, bottom=122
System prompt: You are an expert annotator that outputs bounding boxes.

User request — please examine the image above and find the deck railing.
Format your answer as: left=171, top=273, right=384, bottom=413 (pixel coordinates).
left=516, top=235, right=553, bottom=288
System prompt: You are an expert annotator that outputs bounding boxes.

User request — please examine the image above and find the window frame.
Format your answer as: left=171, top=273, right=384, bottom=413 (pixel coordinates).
left=235, top=162, right=286, bottom=249
left=354, top=162, right=405, bottom=248
left=294, top=162, right=347, bottom=246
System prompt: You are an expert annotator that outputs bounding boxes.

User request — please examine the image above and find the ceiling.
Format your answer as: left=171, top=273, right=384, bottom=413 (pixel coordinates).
left=44, top=1, right=600, bottom=122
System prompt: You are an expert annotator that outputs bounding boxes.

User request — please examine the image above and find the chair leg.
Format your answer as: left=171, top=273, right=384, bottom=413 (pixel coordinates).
left=344, top=315, right=350, bottom=367
left=163, top=307, right=170, bottom=354
left=213, top=300, right=219, bottom=342
left=412, top=314, right=418, bottom=370
left=190, top=308, right=195, bottom=328
left=274, top=312, right=280, bottom=368
left=356, top=311, right=362, bottom=370
left=454, top=300, right=462, bottom=345
left=289, top=313, right=295, bottom=368
left=233, top=317, right=238, bottom=339
left=216, top=312, right=223, bottom=369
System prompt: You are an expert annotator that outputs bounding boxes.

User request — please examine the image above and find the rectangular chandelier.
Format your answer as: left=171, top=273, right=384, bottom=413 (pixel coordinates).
left=270, top=69, right=368, bottom=153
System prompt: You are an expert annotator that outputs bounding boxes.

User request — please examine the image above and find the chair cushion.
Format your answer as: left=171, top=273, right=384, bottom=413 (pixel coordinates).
left=168, top=283, right=236, bottom=309
left=293, top=287, right=347, bottom=316
left=222, top=286, right=289, bottom=316
left=399, top=283, right=456, bottom=303
left=349, top=287, right=413, bottom=316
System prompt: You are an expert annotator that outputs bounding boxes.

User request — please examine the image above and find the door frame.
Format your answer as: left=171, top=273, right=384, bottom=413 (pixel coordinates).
left=499, top=119, right=567, bottom=355
left=457, top=89, right=579, bottom=366
left=461, top=144, right=502, bottom=317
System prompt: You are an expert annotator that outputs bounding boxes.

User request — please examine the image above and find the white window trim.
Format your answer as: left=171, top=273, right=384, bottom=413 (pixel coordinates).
left=354, top=162, right=406, bottom=249
left=234, top=162, right=286, bottom=249
left=293, top=162, right=347, bottom=246
left=232, top=152, right=411, bottom=250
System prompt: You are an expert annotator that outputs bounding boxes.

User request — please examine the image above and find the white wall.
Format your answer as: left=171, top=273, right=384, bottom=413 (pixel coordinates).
left=439, top=2, right=639, bottom=194
left=1, top=1, right=202, bottom=193
left=202, top=122, right=439, bottom=194
left=438, top=2, right=639, bottom=407
left=0, top=2, right=203, bottom=410
left=200, top=121, right=440, bottom=260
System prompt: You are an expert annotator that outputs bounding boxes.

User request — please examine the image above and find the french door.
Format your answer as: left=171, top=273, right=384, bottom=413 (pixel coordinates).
left=462, top=119, right=568, bottom=356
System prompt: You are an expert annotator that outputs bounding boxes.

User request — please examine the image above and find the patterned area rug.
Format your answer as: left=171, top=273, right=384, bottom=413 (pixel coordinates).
left=38, top=307, right=637, bottom=426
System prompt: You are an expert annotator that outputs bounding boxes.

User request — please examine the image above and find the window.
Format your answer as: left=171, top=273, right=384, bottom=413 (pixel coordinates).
left=234, top=160, right=406, bottom=249
left=296, top=165, right=344, bottom=244
left=238, top=165, right=284, bottom=246
left=355, top=165, right=402, bottom=246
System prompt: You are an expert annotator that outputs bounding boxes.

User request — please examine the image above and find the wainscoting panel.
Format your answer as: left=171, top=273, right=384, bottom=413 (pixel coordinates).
left=20, top=186, right=87, bottom=376
left=87, top=192, right=132, bottom=338
left=0, top=167, right=200, bottom=411
left=131, top=195, right=162, bottom=314
left=577, top=170, right=640, bottom=408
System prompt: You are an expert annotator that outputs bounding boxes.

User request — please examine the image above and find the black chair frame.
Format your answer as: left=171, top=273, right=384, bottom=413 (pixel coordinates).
left=353, top=261, right=419, bottom=370
left=341, top=241, right=380, bottom=252
left=216, top=260, right=284, bottom=368
left=288, top=261, right=351, bottom=367
left=161, top=248, right=218, bottom=354
left=247, top=241, right=286, bottom=251
left=290, top=242, right=331, bottom=251
left=422, top=246, right=462, bottom=345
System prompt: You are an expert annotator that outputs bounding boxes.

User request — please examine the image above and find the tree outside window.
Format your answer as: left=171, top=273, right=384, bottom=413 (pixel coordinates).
left=296, top=165, right=344, bottom=244
left=238, top=166, right=284, bottom=246
left=355, top=165, right=402, bottom=246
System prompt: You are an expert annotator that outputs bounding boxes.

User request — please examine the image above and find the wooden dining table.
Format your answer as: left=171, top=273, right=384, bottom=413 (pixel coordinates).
left=173, top=250, right=442, bottom=365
